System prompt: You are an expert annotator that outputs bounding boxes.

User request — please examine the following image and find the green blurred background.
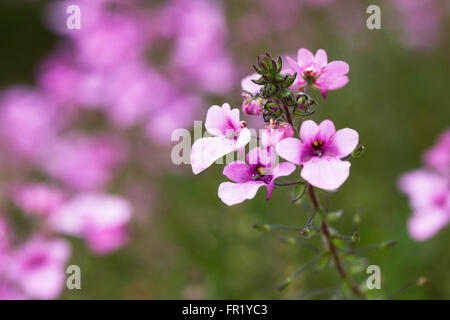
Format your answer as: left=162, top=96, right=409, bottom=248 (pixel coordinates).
left=1, top=0, right=449, bottom=299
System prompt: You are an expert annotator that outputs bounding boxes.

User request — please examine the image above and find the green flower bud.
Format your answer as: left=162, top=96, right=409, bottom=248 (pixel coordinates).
left=260, top=83, right=278, bottom=98
left=280, top=89, right=296, bottom=106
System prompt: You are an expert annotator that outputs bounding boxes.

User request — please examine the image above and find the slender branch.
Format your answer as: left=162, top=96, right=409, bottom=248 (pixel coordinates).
left=307, top=184, right=365, bottom=299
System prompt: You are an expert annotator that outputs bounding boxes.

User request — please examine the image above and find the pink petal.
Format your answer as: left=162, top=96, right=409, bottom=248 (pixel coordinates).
left=205, top=103, right=240, bottom=136
left=286, top=56, right=302, bottom=73
left=299, top=120, right=319, bottom=144
left=301, top=157, right=351, bottom=190
left=408, top=209, right=449, bottom=241
left=297, top=48, right=314, bottom=69
left=323, top=61, right=349, bottom=79
left=398, top=170, right=447, bottom=210
left=191, top=136, right=237, bottom=174
left=276, top=138, right=304, bottom=165
left=318, top=120, right=336, bottom=141
left=272, top=162, right=297, bottom=179
left=314, top=49, right=328, bottom=68
left=223, top=161, right=252, bottom=183
left=331, top=128, right=359, bottom=158
left=241, top=73, right=261, bottom=95
left=218, top=181, right=265, bottom=206
left=235, top=127, right=251, bottom=149
left=328, top=76, right=349, bottom=90
left=246, top=146, right=275, bottom=166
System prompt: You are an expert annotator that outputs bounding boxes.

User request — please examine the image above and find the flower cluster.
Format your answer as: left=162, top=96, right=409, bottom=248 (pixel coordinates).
left=191, top=49, right=382, bottom=298
left=399, top=130, right=450, bottom=241
left=192, top=49, right=357, bottom=205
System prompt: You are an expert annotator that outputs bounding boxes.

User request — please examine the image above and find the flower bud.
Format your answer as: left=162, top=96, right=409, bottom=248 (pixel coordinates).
left=280, top=89, right=296, bottom=106
left=260, top=83, right=278, bottom=98
left=352, top=144, right=365, bottom=158
left=261, top=119, right=294, bottom=148
left=242, top=97, right=262, bottom=115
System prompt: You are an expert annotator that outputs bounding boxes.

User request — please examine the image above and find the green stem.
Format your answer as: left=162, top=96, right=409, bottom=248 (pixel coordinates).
left=307, top=184, right=365, bottom=299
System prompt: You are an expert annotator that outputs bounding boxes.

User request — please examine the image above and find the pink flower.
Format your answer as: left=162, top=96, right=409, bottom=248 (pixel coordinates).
left=11, top=183, right=64, bottom=217
left=5, top=237, right=70, bottom=300
left=218, top=147, right=296, bottom=206
left=286, top=48, right=349, bottom=98
left=0, top=87, right=57, bottom=159
left=41, top=134, right=126, bottom=191
left=191, top=103, right=251, bottom=174
left=261, top=120, right=295, bottom=148
left=0, top=284, right=27, bottom=300
left=242, top=96, right=263, bottom=116
left=399, top=170, right=450, bottom=241
left=50, top=194, right=132, bottom=254
left=0, top=217, right=11, bottom=255
left=276, top=120, right=358, bottom=190
left=423, top=129, right=450, bottom=177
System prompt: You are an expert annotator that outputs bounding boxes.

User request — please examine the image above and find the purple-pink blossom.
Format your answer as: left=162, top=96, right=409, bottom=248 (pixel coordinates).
left=4, top=237, right=70, bottom=300
left=399, top=129, right=450, bottom=241
left=399, top=170, right=449, bottom=241
left=41, top=134, right=126, bottom=191
left=423, top=129, right=450, bottom=177
left=286, top=48, right=349, bottom=98
left=276, top=120, right=358, bottom=190
left=50, top=194, right=132, bottom=254
left=218, top=147, right=296, bottom=206
left=191, top=103, right=251, bottom=174
left=10, top=183, right=64, bottom=217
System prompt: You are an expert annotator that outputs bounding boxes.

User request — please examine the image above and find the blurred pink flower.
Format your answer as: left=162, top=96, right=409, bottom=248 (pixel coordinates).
left=146, top=94, right=201, bottom=144
left=286, top=48, right=349, bottom=98
left=423, top=129, right=450, bottom=177
left=0, top=217, right=11, bottom=255
left=169, top=0, right=235, bottom=94
left=10, top=183, right=65, bottom=217
left=41, top=134, right=126, bottom=191
left=277, top=120, right=358, bottom=190
left=218, top=147, right=296, bottom=206
left=0, top=284, right=27, bottom=300
left=191, top=103, right=251, bottom=174
left=399, top=170, right=450, bottom=241
left=51, top=193, right=132, bottom=254
left=4, top=237, right=70, bottom=300
left=393, top=0, right=442, bottom=50
left=0, top=87, right=57, bottom=159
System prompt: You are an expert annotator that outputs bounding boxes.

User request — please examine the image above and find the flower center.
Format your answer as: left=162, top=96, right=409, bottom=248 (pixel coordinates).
left=257, top=166, right=267, bottom=175
left=312, top=139, right=323, bottom=150
left=252, top=166, right=273, bottom=184
left=311, top=139, right=324, bottom=157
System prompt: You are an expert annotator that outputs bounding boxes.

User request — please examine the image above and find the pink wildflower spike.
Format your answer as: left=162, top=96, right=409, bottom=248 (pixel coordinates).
left=218, top=147, right=296, bottom=206
left=399, top=170, right=450, bottom=241
left=191, top=103, right=251, bottom=174
left=276, top=120, right=358, bottom=190
left=286, top=48, right=349, bottom=98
